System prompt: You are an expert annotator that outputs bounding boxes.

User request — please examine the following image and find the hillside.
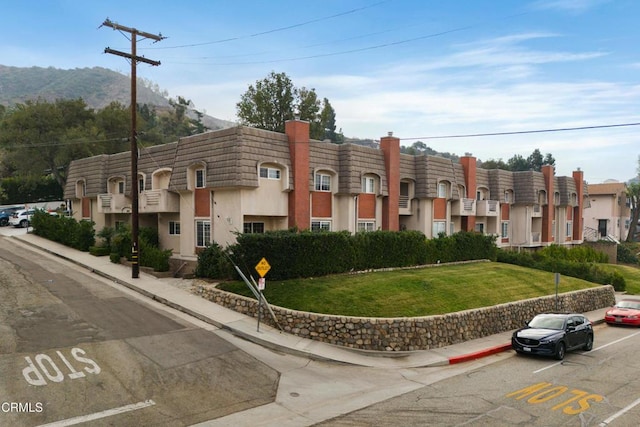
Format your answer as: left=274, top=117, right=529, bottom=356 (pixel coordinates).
left=0, top=65, right=235, bottom=130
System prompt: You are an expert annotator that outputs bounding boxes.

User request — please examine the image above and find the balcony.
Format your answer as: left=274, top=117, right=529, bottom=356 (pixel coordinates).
left=399, top=194, right=411, bottom=214
left=532, top=204, right=542, bottom=217
left=451, top=198, right=476, bottom=216
left=97, top=193, right=130, bottom=214
left=139, top=189, right=180, bottom=213
left=476, top=200, right=499, bottom=217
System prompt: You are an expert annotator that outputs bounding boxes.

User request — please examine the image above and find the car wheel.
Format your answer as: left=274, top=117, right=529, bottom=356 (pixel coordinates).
left=583, top=334, right=593, bottom=351
left=554, top=342, right=566, bottom=360
left=0, top=218, right=7, bottom=226
left=20, top=219, right=28, bottom=228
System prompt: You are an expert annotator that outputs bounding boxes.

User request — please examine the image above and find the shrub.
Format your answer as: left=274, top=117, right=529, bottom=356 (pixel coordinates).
left=89, top=246, right=111, bottom=256
left=618, top=243, right=639, bottom=265
left=195, top=243, right=235, bottom=280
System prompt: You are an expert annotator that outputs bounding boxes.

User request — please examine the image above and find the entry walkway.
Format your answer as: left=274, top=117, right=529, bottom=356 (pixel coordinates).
left=10, top=233, right=613, bottom=368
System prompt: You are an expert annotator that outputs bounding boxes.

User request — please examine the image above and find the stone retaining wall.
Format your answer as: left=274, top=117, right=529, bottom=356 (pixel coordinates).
left=194, top=283, right=615, bottom=352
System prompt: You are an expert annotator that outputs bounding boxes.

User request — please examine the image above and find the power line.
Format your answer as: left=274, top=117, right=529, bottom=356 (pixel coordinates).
left=147, top=1, right=389, bottom=50
left=398, top=122, right=640, bottom=141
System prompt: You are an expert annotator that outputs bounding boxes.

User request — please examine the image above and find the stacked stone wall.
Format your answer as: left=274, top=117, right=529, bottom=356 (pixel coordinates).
left=195, top=283, right=615, bottom=352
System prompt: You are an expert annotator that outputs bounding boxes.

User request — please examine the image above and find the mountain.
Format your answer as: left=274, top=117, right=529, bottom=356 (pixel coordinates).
left=0, top=65, right=236, bottom=130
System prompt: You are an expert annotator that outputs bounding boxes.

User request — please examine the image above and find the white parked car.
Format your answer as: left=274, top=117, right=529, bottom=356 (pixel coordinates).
left=8, top=209, right=36, bottom=228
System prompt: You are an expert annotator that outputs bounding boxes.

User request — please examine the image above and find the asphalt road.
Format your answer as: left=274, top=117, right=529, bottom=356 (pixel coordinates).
left=0, top=236, right=279, bottom=426
left=316, top=322, right=640, bottom=426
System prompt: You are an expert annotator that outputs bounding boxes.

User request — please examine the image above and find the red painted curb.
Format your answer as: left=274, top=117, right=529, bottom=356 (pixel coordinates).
left=448, top=343, right=512, bottom=365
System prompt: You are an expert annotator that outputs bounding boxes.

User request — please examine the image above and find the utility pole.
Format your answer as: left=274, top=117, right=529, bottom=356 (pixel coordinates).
left=101, top=18, right=165, bottom=278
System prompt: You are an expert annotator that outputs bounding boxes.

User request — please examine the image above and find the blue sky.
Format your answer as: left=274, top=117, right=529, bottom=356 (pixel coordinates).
left=1, top=0, right=639, bottom=183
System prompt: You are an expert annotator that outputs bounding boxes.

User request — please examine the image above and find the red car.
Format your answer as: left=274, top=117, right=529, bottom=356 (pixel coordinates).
left=605, top=299, right=640, bottom=326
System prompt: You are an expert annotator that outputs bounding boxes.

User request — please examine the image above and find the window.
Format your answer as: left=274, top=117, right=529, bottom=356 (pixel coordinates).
left=501, top=221, right=509, bottom=238
left=357, top=221, right=375, bottom=232
left=566, top=221, right=572, bottom=237
left=474, top=223, right=484, bottom=233
left=437, top=182, right=447, bottom=198
left=169, top=221, right=180, bottom=235
left=196, top=220, right=211, bottom=247
left=315, top=173, right=331, bottom=191
left=504, top=190, right=513, bottom=203
left=195, top=169, right=205, bottom=188
left=311, top=220, right=331, bottom=232
left=139, top=177, right=144, bottom=193
left=244, top=222, right=265, bottom=233
left=362, top=177, right=375, bottom=194
left=118, top=181, right=124, bottom=194
left=259, top=167, right=281, bottom=180
left=433, top=221, right=446, bottom=236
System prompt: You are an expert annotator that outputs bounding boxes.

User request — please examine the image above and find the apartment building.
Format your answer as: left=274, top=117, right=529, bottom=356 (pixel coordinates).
left=584, top=181, right=631, bottom=242
left=63, top=119, right=586, bottom=265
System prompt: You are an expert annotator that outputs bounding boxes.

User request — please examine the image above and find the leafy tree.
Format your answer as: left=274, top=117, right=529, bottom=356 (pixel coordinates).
left=0, top=98, right=93, bottom=187
left=527, top=149, right=544, bottom=171
left=626, top=156, right=640, bottom=242
left=297, top=87, right=322, bottom=139
left=93, top=101, right=130, bottom=154
left=319, top=98, right=339, bottom=143
left=507, top=154, right=530, bottom=171
left=236, top=72, right=295, bottom=133
left=479, top=159, right=509, bottom=170
left=236, top=72, right=336, bottom=139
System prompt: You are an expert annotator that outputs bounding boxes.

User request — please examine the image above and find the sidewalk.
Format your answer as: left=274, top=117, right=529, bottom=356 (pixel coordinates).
left=10, top=233, right=612, bottom=368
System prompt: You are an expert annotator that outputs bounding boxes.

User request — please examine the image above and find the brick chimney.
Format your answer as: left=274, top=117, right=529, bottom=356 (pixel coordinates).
left=286, top=119, right=310, bottom=230
left=460, top=154, right=477, bottom=232
left=572, top=169, right=584, bottom=241
left=542, top=164, right=555, bottom=243
left=380, top=132, right=400, bottom=231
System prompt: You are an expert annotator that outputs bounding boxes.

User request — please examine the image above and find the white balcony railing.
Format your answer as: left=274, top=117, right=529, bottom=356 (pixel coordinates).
left=476, top=199, right=498, bottom=216
left=451, top=198, right=476, bottom=216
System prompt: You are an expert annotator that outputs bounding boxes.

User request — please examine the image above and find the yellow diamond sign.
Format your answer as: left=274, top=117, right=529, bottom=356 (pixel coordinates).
left=255, top=257, right=271, bottom=278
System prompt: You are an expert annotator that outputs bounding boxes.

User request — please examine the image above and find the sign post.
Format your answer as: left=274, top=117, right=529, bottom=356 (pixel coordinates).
left=255, top=258, right=271, bottom=332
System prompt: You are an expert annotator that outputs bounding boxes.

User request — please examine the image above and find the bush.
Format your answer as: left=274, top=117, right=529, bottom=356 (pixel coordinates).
left=195, top=243, right=235, bottom=280
left=618, top=243, right=639, bottom=265
left=89, top=246, right=111, bottom=256
left=31, top=211, right=95, bottom=251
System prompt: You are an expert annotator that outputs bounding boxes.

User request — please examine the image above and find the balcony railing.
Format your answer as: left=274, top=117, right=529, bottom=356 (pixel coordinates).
left=97, top=193, right=130, bottom=213
left=97, top=189, right=180, bottom=214
left=532, top=204, right=542, bottom=217
left=399, top=194, right=409, bottom=209
left=139, top=189, right=180, bottom=213
left=476, top=199, right=498, bottom=216
left=451, top=198, right=476, bottom=216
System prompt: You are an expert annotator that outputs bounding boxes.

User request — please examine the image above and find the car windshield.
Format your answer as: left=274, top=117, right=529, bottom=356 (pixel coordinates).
left=528, top=316, right=566, bottom=330
left=616, top=301, right=640, bottom=310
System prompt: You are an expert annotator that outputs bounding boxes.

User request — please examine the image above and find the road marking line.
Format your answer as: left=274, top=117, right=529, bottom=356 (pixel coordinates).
left=36, top=400, right=156, bottom=427
left=533, top=330, right=640, bottom=374
left=599, top=397, right=640, bottom=426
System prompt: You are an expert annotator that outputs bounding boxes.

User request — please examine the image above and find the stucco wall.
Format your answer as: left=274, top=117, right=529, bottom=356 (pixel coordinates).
left=194, top=283, right=615, bottom=352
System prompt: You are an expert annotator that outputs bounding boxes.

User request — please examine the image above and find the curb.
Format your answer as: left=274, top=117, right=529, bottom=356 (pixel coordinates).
left=448, top=343, right=512, bottom=364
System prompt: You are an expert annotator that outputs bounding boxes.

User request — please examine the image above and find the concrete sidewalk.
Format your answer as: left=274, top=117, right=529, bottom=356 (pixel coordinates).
left=9, top=232, right=611, bottom=368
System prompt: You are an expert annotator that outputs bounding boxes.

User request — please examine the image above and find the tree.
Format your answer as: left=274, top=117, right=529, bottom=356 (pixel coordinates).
left=297, top=87, right=321, bottom=139
left=319, top=98, right=338, bottom=143
left=236, top=71, right=336, bottom=139
left=0, top=98, right=93, bottom=187
left=479, top=159, right=509, bottom=170
left=507, top=154, right=530, bottom=171
left=626, top=156, right=640, bottom=242
left=236, top=72, right=295, bottom=133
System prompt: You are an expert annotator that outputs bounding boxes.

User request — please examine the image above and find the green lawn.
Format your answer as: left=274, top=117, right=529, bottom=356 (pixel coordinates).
left=217, top=261, right=624, bottom=317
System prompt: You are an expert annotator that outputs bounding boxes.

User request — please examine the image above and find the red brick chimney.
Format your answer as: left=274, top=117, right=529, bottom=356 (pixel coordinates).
left=542, top=165, right=555, bottom=243
left=572, top=169, right=584, bottom=241
left=460, top=154, right=477, bottom=232
left=380, top=132, right=400, bottom=231
left=286, top=119, right=310, bottom=230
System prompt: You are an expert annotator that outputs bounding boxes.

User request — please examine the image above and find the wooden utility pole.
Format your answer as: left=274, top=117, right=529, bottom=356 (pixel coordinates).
left=101, top=18, right=165, bottom=278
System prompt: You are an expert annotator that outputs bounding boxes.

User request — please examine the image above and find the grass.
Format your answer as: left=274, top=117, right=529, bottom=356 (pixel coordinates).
left=217, top=261, right=623, bottom=318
